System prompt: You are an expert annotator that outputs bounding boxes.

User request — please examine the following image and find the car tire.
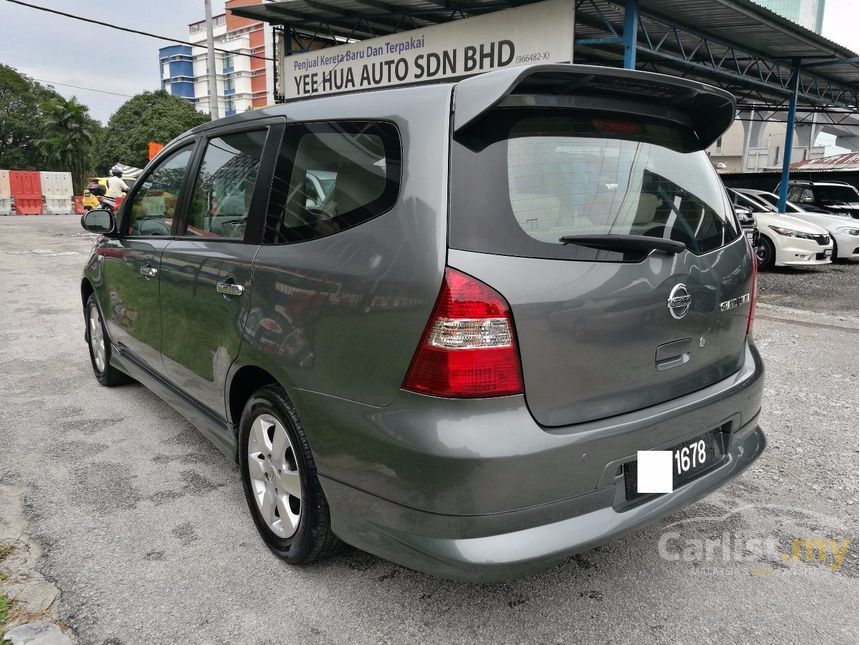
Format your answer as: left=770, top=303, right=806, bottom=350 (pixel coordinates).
left=756, top=236, right=776, bottom=270
left=830, top=238, right=843, bottom=264
left=85, top=294, right=131, bottom=386
left=238, top=384, right=341, bottom=564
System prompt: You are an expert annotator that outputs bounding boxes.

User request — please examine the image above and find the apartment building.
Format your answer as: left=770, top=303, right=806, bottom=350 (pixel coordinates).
left=159, top=0, right=274, bottom=116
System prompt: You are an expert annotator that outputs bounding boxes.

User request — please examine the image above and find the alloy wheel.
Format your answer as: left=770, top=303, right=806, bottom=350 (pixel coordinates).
left=247, top=413, right=302, bottom=538
left=89, top=306, right=106, bottom=372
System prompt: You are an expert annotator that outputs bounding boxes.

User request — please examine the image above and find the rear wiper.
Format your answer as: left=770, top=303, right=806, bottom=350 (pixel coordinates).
left=559, top=234, right=686, bottom=255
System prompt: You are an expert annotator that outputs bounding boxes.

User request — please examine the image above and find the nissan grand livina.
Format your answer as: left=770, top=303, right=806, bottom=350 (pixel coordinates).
left=79, top=64, right=765, bottom=581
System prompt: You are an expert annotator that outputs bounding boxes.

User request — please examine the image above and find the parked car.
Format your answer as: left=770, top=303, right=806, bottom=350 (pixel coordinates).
left=777, top=180, right=859, bottom=219
left=727, top=188, right=833, bottom=269
left=735, top=188, right=858, bottom=262
left=734, top=204, right=760, bottom=248
left=79, top=64, right=764, bottom=581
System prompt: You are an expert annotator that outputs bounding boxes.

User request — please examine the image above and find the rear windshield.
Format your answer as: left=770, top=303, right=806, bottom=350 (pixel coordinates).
left=450, top=111, right=740, bottom=261
left=813, top=185, right=858, bottom=204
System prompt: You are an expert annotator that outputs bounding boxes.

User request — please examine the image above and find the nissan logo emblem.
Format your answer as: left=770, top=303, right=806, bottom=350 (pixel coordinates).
left=667, top=283, right=691, bottom=319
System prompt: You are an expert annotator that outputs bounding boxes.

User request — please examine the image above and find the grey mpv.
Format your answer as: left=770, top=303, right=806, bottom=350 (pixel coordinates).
left=80, top=64, right=765, bottom=581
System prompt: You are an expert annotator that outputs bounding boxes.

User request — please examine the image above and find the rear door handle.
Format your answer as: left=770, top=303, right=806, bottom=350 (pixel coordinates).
left=139, top=265, right=158, bottom=278
left=655, top=337, right=692, bottom=371
left=217, top=279, right=244, bottom=297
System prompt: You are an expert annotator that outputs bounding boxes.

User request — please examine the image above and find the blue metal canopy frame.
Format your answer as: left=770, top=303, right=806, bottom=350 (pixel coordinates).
left=571, top=0, right=857, bottom=211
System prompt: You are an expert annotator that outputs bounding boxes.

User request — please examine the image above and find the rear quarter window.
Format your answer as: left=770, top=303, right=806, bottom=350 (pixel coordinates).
left=264, top=121, right=401, bottom=244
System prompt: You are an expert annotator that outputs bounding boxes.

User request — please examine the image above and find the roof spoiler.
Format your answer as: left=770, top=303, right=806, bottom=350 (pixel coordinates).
left=453, top=64, right=736, bottom=151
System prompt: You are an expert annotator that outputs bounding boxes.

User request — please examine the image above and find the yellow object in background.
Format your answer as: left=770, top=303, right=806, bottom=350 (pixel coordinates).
left=82, top=177, right=109, bottom=210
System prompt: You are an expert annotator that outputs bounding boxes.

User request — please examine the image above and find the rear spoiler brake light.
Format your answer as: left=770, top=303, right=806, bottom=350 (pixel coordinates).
left=453, top=64, right=736, bottom=152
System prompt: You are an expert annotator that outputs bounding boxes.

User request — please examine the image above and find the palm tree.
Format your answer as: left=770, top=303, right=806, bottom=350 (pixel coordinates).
left=37, top=96, right=98, bottom=193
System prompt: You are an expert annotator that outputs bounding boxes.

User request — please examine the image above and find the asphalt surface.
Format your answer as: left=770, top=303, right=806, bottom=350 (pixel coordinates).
left=1, top=216, right=857, bottom=644
left=757, top=262, right=859, bottom=317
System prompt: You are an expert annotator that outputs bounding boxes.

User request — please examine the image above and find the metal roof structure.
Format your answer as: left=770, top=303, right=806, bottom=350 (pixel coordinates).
left=232, top=0, right=858, bottom=111
left=789, top=151, right=859, bottom=170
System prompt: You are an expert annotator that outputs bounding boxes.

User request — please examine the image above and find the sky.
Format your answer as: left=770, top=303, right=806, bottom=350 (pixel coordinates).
left=0, top=0, right=227, bottom=123
left=0, top=0, right=857, bottom=126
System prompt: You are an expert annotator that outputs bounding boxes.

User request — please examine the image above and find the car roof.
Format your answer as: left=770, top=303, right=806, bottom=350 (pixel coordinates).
left=185, top=81, right=457, bottom=137
left=788, top=180, right=853, bottom=187
left=177, top=63, right=734, bottom=152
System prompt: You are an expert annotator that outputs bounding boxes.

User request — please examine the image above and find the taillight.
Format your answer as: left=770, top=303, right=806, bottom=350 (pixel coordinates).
left=403, top=268, right=524, bottom=398
left=747, top=254, right=757, bottom=334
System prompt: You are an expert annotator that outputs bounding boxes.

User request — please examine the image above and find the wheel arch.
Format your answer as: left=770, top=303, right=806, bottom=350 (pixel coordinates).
left=756, top=231, right=777, bottom=268
left=81, top=277, right=95, bottom=310
left=227, top=365, right=280, bottom=430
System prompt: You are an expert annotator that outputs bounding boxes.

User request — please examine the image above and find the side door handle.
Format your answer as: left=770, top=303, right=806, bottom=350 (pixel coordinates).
left=140, top=264, right=158, bottom=278
left=217, top=279, right=244, bottom=297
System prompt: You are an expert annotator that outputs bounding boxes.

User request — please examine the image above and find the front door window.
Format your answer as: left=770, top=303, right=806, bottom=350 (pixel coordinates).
left=126, top=146, right=194, bottom=236
left=184, top=130, right=267, bottom=239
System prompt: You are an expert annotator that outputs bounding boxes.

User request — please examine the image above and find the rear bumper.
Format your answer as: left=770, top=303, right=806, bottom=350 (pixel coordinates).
left=321, top=423, right=764, bottom=581
left=296, top=341, right=765, bottom=580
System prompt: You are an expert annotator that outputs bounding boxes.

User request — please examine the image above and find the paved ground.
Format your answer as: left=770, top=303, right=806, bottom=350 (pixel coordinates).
left=758, top=262, right=859, bottom=317
left=1, top=216, right=857, bottom=644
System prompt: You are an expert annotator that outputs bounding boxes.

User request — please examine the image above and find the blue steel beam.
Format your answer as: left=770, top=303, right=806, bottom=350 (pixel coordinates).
left=576, top=36, right=623, bottom=45
left=777, top=63, right=801, bottom=214
left=802, top=56, right=859, bottom=68
left=573, top=0, right=857, bottom=109
left=622, top=0, right=638, bottom=69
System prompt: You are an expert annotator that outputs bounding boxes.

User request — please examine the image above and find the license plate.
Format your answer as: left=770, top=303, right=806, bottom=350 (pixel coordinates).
left=824, top=249, right=833, bottom=258
left=671, top=433, right=714, bottom=484
left=624, top=431, right=723, bottom=500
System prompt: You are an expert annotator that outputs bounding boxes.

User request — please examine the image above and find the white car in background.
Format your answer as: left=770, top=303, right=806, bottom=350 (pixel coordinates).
left=727, top=188, right=833, bottom=269
left=736, top=188, right=859, bottom=262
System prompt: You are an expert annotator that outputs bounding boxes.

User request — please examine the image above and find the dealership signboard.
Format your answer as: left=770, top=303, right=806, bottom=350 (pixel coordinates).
left=280, top=0, right=574, bottom=100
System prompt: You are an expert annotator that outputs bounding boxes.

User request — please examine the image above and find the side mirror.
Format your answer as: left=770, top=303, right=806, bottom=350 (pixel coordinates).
left=80, top=208, right=116, bottom=235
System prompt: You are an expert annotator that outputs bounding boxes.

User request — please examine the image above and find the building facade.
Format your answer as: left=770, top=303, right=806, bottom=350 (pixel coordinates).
left=753, top=0, right=826, bottom=34
left=708, top=119, right=826, bottom=173
left=707, top=1, right=828, bottom=171
left=159, top=0, right=274, bottom=117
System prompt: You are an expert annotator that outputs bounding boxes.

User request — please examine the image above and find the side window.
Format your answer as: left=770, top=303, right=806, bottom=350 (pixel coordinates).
left=184, top=129, right=267, bottom=239
left=126, top=146, right=194, bottom=236
left=265, top=121, right=401, bottom=244
left=736, top=193, right=758, bottom=210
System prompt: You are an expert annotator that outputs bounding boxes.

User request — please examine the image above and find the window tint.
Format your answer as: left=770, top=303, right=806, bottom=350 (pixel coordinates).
left=813, top=185, right=858, bottom=203
left=127, top=146, right=193, bottom=236
left=451, top=112, right=740, bottom=260
left=265, top=122, right=401, bottom=244
left=185, top=130, right=267, bottom=239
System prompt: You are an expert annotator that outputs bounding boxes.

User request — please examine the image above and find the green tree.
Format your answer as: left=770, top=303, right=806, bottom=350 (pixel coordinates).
left=0, top=64, right=61, bottom=169
left=38, top=96, right=100, bottom=192
left=96, top=90, right=208, bottom=171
